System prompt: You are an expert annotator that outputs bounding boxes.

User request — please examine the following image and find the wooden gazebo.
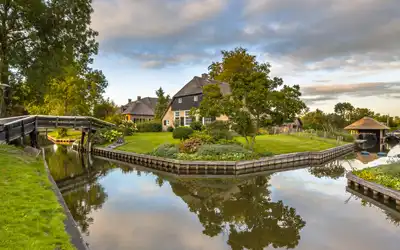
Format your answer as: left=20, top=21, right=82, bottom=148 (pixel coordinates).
left=344, top=117, right=390, bottom=145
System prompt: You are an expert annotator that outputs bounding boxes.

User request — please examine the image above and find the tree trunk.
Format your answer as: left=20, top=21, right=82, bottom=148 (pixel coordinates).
left=0, top=2, right=10, bottom=117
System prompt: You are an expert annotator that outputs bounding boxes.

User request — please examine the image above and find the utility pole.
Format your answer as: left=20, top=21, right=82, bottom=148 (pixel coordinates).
left=0, top=83, right=10, bottom=118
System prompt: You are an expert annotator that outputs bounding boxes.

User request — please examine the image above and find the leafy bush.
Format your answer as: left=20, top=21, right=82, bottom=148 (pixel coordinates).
left=333, top=131, right=354, bottom=142
left=173, top=127, right=194, bottom=140
left=177, top=151, right=259, bottom=161
left=179, top=137, right=204, bottom=154
left=189, top=131, right=215, bottom=144
left=57, top=128, right=68, bottom=138
left=215, top=139, right=242, bottom=145
left=205, top=121, right=232, bottom=140
left=119, top=120, right=137, bottom=136
left=190, top=121, right=203, bottom=131
left=353, top=167, right=400, bottom=191
left=257, top=128, right=269, bottom=135
left=197, top=144, right=249, bottom=156
left=167, top=126, right=174, bottom=132
left=137, top=121, right=162, bottom=132
left=93, top=129, right=123, bottom=144
left=151, top=144, right=179, bottom=158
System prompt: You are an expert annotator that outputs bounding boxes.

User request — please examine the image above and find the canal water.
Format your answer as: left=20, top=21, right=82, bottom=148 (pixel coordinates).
left=45, top=145, right=400, bottom=250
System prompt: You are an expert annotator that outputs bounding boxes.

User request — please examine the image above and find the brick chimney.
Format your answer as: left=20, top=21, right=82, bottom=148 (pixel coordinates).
left=201, top=73, right=208, bottom=79
left=128, top=98, right=132, bottom=103
left=137, top=96, right=141, bottom=100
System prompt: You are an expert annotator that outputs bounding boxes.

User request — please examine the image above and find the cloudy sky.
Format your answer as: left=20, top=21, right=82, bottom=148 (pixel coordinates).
left=91, top=0, right=400, bottom=115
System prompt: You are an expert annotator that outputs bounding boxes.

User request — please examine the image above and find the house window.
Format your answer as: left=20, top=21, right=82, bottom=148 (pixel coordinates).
left=164, top=120, right=170, bottom=126
left=174, top=111, right=180, bottom=118
left=178, top=98, right=182, bottom=103
left=184, top=110, right=192, bottom=126
left=194, top=95, right=198, bottom=102
left=203, top=117, right=213, bottom=125
left=184, top=111, right=190, bottom=117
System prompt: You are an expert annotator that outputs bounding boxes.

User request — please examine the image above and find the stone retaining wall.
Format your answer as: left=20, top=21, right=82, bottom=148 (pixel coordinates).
left=73, top=143, right=355, bottom=175
left=347, top=172, right=400, bottom=208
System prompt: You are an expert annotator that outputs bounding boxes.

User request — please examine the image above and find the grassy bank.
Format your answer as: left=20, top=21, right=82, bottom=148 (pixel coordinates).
left=48, top=129, right=81, bottom=140
left=116, top=132, right=345, bottom=155
left=354, top=164, right=400, bottom=191
left=0, top=145, right=74, bottom=250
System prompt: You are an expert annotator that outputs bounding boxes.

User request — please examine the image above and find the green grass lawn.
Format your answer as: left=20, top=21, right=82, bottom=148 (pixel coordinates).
left=116, top=132, right=345, bottom=155
left=354, top=164, right=400, bottom=191
left=48, top=129, right=81, bottom=140
left=0, top=145, right=75, bottom=250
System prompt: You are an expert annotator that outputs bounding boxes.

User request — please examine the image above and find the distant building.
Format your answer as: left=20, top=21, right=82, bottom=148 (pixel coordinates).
left=280, top=118, right=303, bottom=132
left=121, top=96, right=158, bottom=123
left=344, top=117, right=390, bottom=145
left=161, top=74, right=231, bottom=131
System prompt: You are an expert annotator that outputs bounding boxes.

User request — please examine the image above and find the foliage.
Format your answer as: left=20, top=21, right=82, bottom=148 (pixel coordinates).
left=0, top=0, right=100, bottom=117
left=179, top=137, right=204, bottom=154
left=199, top=47, right=306, bottom=150
left=151, top=144, right=179, bottom=158
left=205, top=121, right=232, bottom=140
left=190, top=120, right=203, bottom=131
left=176, top=152, right=258, bottom=161
left=136, top=121, right=162, bottom=132
left=354, top=164, right=400, bottom=191
left=0, top=145, right=75, bottom=249
left=57, top=128, right=68, bottom=138
left=94, top=129, right=122, bottom=144
left=93, top=98, right=118, bottom=120
left=189, top=131, right=215, bottom=144
left=119, top=120, right=137, bottom=136
left=197, top=144, right=250, bottom=156
left=215, top=139, right=242, bottom=145
left=154, top=87, right=170, bottom=120
left=173, top=127, right=194, bottom=140
left=167, top=126, right=174, bottom=132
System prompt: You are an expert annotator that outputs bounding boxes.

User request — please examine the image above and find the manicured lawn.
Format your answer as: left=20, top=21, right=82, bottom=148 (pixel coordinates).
left=354, top=164, right=400, bottom=191
left=48, top=129, right=81, bottom=140
left=116, top=132, right=345, bottom=155
left=0, top=145, right=75, bottom=250
left=117, top=132, right=179, bottom=153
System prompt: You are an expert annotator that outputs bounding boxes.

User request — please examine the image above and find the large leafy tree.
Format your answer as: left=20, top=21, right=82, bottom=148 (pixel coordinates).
left=334, top=102, right=354, bottom=123
left=199, top=47, right=306, bottom=149
left=154, top=87, right=170, bottom=120
left=0, top=0, right=98, bottom=117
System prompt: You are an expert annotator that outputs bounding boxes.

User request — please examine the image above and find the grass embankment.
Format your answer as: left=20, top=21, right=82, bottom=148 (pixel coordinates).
left=48, top=129, right=81, bottom=140
left=116, top=132, right=345, bottom=155
left=354, top=164, right=400, bottom=191
left=0, top=145, right=75, bottom=250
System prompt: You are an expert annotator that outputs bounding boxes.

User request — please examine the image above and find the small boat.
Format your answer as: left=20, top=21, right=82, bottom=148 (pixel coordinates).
left=377, top=152, right=387, bottom=157
left=360, top=151, right=370, bottom=155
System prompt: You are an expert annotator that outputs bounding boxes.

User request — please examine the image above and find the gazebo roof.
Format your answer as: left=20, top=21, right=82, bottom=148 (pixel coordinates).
left=344, top=117, right=390, bottom=130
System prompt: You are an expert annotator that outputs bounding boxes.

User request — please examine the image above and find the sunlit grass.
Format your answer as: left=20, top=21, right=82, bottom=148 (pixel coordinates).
left=0, top=145, right=75, bottom=250
left=48, top=129, right=81, bottom=140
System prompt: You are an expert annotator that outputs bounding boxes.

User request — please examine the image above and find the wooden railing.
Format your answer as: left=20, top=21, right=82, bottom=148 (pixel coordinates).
left=0, top=115, right=115, bottom=143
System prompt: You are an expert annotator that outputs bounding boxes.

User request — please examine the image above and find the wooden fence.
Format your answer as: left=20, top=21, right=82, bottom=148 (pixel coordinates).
left=73, top=143, right=355, bottom=175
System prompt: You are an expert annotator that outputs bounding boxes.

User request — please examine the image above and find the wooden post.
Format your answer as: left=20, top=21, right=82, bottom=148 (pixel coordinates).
left=80, top=131, right=86, bottom=152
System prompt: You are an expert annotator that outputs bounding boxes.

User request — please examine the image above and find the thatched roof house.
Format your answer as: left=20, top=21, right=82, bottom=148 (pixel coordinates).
left=344, top=117, right=390, bottom=131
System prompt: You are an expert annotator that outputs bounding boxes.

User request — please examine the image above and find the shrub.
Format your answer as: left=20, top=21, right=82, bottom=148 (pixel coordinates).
left=173, top=127, right=194, bottom=140
left=119, top=120, right=137, bottom=136
left=57, top=128, right=68, bottom=138
left=189, top=131, right=215, bottom=144
left=167, top=126, right=174, bottom=132
left=257, top=128, right=269, bottom=135
left=197, top=144, right=249, bottom=156
left=151, top=144, right=179, bottom=158
left=136, top=121, right=162, bottom=132
left=93, top=129, right=123, bottom=144
left=190, top=121, right=203, bottom=131
left=205, top=121, right=232, bottom=140
left=176, top=152, right=258, bottom=161
left=179, top=137, right=204, bottom=154
left=215, top=139, right=242, bottom=146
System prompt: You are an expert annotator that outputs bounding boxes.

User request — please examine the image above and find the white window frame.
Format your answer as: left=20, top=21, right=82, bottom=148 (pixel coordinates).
left=174, top=111, right=180, bottom=118
left=184, top=110, right=192, bottom=126
left=194, top=95, right=198, bottom=102
left=165, top=120, right=170, bottom=126
left=178, top=98, right=182, bottom=103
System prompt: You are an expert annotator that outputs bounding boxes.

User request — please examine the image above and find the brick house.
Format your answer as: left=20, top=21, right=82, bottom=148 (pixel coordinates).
left=161, top=74, right=230, bottom=131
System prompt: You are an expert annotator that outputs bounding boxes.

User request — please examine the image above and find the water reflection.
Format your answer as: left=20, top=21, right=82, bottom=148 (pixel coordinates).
left=45, top=145, right=400, bottom=250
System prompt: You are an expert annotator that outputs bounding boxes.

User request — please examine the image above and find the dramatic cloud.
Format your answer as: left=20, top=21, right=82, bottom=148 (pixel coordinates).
left=301, top=81, right=400, bottom=104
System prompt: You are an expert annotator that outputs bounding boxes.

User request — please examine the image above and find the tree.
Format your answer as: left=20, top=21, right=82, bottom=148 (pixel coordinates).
left=93, top=98, right=118, bottom=120
left=0, top=0, right=99, bottom=117
left=350, top=108, right=375, bottom=123
left=199, top=47, right=306, bottom=149
left=334, top=102, right=354, bottom=122
left=154, top=87, right=170, bottom=120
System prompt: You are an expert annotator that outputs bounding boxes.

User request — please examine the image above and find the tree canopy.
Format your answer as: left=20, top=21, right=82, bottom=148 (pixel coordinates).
left=154, top=87, right=170, bottom=120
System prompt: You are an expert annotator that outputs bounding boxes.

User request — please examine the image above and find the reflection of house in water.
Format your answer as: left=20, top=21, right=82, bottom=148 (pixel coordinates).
left=344, top=117, right=390, bottom=152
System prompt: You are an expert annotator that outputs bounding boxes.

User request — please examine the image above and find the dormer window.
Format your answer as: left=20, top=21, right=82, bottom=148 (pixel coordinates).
left=194, top=95, right=198, bottom=102
left=178, top=98, right=182, bottom=103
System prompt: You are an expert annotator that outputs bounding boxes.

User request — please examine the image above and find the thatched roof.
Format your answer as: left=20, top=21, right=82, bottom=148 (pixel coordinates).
left=122, top=97, right=158, bottom=116
left=173, top=75, right=231, bottom=98
left=344, top=117, right=390, bottom=130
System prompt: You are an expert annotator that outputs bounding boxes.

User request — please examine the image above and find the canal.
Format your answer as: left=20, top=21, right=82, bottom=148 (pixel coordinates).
left=45, top=145, right=400, bottom=250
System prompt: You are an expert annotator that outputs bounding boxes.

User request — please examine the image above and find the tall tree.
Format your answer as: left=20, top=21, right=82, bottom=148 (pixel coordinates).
left=334, top=102, right=354, bottom=122
left=154, top=87, right=170, bottom=120
left=0, top=0, right=98, bottom=117
left=199, top=47, right=306, bottom=149
left=93, top=98, right=118, bottom=120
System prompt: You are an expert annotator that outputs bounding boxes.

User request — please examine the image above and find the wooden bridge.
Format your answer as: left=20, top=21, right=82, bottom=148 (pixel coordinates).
left=0, top=115, right=115, bottom=147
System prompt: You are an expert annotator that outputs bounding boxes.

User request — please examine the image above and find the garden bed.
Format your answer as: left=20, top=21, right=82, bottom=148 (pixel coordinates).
left=0, top=145, right=75, bottom=250
left=353, top=164, right=400, bottom=191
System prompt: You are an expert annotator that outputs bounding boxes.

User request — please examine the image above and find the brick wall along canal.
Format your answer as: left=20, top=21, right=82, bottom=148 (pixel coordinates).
left=45, top=145, right=400, bottom=250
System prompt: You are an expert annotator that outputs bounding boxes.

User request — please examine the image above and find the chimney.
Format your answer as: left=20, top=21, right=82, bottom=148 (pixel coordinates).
left=201, top=73, right=208, bottom=79
left=137, top=96, right=141, bottom=100
left=128, top=98, right=132, bottom=103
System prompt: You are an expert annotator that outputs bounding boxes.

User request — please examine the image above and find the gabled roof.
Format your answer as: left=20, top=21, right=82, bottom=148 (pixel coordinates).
left=173, top=76, right=231, bottom=98
left=344, top=117, right=390, bottom=130
left=122, top=97, right=158, bottom=116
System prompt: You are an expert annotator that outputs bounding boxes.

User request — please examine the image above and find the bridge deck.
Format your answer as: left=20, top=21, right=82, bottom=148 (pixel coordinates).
left=0, top=115, right=115, bottom=143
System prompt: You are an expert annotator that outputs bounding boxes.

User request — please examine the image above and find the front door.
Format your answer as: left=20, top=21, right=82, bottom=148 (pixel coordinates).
left=180, top=117, right=185, bottom=126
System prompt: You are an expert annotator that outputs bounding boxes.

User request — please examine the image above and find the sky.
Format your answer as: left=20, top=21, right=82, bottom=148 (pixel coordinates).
left=91, top=0, right=400, bottom=116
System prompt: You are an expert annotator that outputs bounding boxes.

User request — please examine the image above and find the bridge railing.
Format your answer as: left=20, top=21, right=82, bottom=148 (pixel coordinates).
left=0, top=115, right=116, bottom=143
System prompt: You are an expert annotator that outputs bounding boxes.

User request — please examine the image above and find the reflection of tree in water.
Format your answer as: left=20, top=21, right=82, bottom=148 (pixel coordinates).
left=167, top=175, right=306, bottom=249
left=308, top=160, right=346, bottom=180
left=46, top=145, right=83, bottom=181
